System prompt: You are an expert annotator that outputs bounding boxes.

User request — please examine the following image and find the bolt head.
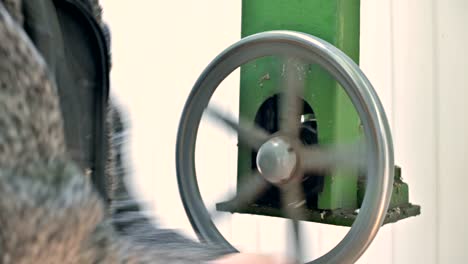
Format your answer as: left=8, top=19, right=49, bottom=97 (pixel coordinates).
left=256, top=137, right=297, bottom=184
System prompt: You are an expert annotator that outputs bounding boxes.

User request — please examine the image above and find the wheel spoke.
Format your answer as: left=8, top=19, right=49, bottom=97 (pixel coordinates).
left=280, top=178, right=306, bottom=263
left=300, top=141, right=367, bottom=173
left=280, top=57, right=306, bottom=137
left=233, top=172, right=270, bottom=210
left=210, top=172, right=269, bottom=220
left=291, top=219, right=303, bottom=264
left=205, top=106, right=270, bottom=150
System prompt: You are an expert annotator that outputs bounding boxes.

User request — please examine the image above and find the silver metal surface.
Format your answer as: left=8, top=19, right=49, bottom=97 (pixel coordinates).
left=176, top=30, right=394, bottom=263
left=256, top=137, right=297, bottom=184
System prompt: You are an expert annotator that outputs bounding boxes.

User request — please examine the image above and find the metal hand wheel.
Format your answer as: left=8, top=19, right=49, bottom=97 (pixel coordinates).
left=176, top=31, right=394, bottom=264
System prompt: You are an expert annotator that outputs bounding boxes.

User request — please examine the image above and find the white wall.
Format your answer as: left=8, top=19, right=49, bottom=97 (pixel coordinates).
left=100, top=0, right=468, bottom=263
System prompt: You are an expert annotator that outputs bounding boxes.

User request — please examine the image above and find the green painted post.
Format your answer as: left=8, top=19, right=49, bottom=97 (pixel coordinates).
left=238, top=0, right=361, bottom=210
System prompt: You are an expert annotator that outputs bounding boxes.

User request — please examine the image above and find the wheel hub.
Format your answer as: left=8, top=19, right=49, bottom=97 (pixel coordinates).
left=256, top=136, right=298, bottom=184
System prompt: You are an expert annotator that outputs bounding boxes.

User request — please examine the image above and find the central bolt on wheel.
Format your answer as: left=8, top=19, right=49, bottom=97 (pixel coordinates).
left=256, top=137, right=298, bottom=185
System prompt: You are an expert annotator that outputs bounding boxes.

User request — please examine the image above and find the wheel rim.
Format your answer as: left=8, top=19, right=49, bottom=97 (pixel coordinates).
left=176, top=30, right=394, bottom=264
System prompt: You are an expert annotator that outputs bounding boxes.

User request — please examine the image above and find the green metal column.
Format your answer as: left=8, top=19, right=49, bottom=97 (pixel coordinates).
left=238, top=0, right=361, bottom=210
